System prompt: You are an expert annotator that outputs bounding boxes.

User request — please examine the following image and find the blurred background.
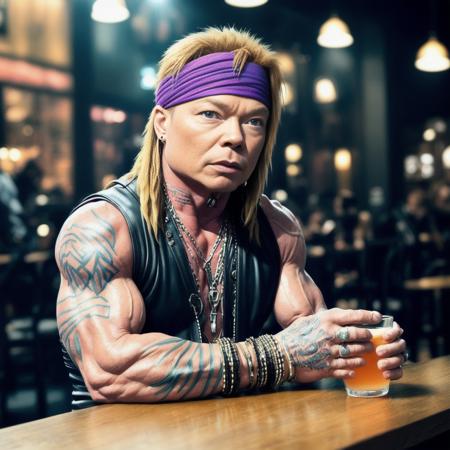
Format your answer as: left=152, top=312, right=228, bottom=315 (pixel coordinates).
left=1, top=0, right=449, bottom=427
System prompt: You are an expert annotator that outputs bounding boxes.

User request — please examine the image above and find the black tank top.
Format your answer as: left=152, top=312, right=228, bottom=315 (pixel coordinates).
left=61, top=178, right=281, bottom=409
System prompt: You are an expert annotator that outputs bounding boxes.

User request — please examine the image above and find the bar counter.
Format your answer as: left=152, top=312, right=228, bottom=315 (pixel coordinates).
left=1, top=356, right=449, bottom=449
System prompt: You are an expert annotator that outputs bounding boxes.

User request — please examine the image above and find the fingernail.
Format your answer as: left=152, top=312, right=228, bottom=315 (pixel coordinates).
left=373, top=311, right=382, bottom=321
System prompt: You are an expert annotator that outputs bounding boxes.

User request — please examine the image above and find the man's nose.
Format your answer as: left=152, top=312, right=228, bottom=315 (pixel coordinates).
left=221, top=118, right=244, bottom=149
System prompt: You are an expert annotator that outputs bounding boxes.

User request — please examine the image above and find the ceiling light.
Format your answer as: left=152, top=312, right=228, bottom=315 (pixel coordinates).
left=442, top=146, right=450, bottom=168
left=91, top=0, right=130, bottom=24
left=286, top=164, right=301, bottom=177
left=140, top=66, right=157, bottom=90
left=334, top=148, right=351, bottom=171
left=37, top=224, right=50, bottom=238
left=404, top=155, right=420, bottom=175
left=415, top=36, right=450, bottom=72
left=284, top=144, right=303, bottom=163
left=272, top=189, right=288, bottom=203
left=314, top=78, right=337, bottom=103
left=224, top=0, right=268, bottom=7
left=420, top=153, right=434, bottom=165
left=317, top=15, right=353, bottom=49
left=423, top=128, right=436, bottom=141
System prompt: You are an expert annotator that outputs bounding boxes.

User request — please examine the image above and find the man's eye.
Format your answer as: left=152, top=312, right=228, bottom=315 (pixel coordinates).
left=200, top=111, right=219, bottom=119
left=247, top=118, right=265, bottom=127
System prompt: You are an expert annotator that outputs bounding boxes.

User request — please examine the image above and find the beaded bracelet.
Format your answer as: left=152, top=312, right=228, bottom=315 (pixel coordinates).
left=218, top=337, right=241, bottom=396
left=267, top=335, right=286, bottom=386
left=228, top=340, right=241, bottom=395
left=218, top=338, right=231, bottom=395
left=259, top=335, right=276, bottom=388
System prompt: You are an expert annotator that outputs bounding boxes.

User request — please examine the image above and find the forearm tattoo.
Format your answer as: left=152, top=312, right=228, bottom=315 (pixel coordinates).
left=280, top=316, right=332, bottom=370
left=143, top=338, right=223, bottom=400
left=57, top=211, right=117, bottom=359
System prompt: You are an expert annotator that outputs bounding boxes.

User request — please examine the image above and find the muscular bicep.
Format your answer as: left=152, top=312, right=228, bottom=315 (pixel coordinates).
left=260, top=196, right=326, bottom=329
left=55, top=201, right=144, bottom=366
left=56, top=276, right=145, bottom=366
left=274, top=263, right=326, bottom=328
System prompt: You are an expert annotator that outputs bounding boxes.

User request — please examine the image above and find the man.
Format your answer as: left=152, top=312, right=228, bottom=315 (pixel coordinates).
left=56, top=27, right=406, bottom=408
left=0, top=168, right=27, bottom=251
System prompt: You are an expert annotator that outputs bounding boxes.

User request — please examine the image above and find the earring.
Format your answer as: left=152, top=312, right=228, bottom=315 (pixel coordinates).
left=160, top=134, right=166, bottom=143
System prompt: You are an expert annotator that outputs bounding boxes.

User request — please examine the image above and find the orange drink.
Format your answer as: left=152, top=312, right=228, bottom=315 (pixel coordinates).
left=344, top=315, right=393, bottom=397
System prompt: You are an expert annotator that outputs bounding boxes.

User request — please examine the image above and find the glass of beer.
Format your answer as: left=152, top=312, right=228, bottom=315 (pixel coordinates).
left=344, top=315, right=394, bottom=397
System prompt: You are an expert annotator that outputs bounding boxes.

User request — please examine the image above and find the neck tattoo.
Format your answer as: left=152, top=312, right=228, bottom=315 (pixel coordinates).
left=165, top=184, right=193, bottom=206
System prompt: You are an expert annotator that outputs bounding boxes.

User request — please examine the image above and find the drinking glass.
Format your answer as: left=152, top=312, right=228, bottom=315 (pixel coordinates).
left=344, top=315, right=394, bottom=397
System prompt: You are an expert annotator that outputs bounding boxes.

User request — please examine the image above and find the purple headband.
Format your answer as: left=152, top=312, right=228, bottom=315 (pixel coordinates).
left=155, top=51, right=271, bottom=109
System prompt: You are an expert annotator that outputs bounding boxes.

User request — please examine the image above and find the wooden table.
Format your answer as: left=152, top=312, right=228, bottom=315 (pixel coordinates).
left=1, top=356, right=449, bottom=449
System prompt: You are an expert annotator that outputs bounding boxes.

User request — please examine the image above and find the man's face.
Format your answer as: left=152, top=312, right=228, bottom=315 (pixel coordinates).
left=159, top=95, right=269, bottom=193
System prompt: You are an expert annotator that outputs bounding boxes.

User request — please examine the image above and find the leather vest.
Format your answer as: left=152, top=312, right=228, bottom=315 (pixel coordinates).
left=62, top=178, right=281, bottom=409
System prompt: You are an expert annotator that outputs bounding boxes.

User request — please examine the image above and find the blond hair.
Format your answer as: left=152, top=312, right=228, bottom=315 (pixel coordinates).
left=126, top=26, right=282, bottom=241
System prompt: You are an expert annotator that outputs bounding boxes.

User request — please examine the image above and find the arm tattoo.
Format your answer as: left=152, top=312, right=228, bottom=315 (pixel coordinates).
left=143, top=338, right=223, bottom=401
left=280, top=316, right=332, bottom=371
left=57, top=293, right=110, bottom=359
left=57, top=211, right=117, bottom=359
left=58, top=210, right=119, bottom=295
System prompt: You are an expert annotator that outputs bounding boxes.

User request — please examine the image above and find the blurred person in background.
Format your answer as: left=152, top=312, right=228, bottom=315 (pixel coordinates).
left=333, top=190, right=359, bottom=249
left=430, top=182, right=450, bottom=259
left=14, top=160, right=44, bottom=214
left=54, top=27, right=406, bottom=408
left=0, top=167, right=28, bottom=252
left=394, top=188, right=433, bottom=247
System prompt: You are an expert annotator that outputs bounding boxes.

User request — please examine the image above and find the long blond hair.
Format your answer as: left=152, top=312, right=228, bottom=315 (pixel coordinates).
left=126, top=26, right=282, bottom=241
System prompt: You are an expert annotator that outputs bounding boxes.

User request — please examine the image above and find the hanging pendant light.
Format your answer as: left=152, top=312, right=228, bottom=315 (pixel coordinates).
left=415, top=35, right=450, bottom=72
left=91, top=0, right=130, bottom=24
left=224, top=0, right=268, bottom=7
left=317, top=15, right=354, bottom=49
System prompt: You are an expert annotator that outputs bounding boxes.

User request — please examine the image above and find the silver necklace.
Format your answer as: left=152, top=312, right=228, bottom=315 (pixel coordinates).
left=163, top=186, right=230, bottom=338
left=163, top=184, right=226, bottom=278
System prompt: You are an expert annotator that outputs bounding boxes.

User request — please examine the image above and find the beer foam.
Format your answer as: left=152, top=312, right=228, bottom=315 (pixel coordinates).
left=368, top=327, right=389, bottom=337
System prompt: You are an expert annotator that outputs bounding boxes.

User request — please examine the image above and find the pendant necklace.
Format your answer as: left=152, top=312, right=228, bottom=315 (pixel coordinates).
left=163, top=184, right=229, bottom=339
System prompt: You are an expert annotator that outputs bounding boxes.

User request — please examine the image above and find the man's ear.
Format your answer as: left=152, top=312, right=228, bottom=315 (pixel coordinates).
left=153, top=106, right=170, bottom=140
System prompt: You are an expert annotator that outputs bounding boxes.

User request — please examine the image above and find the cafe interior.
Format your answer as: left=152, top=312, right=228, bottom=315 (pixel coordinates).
left=0, top=0, right=449, bottom=438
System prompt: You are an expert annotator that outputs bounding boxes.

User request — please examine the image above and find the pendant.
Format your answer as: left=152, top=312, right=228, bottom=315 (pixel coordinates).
left=210, top=311, right=217, bottom=334
left=208, top=289, right=220, bottom=335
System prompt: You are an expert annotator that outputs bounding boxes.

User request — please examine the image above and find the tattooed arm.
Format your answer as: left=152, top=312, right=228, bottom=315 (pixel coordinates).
left=260, top=196, right=326, bottom=328
left=55, top=201, right=238, bottom=403
left=261, top=197, right=406, bottom=383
